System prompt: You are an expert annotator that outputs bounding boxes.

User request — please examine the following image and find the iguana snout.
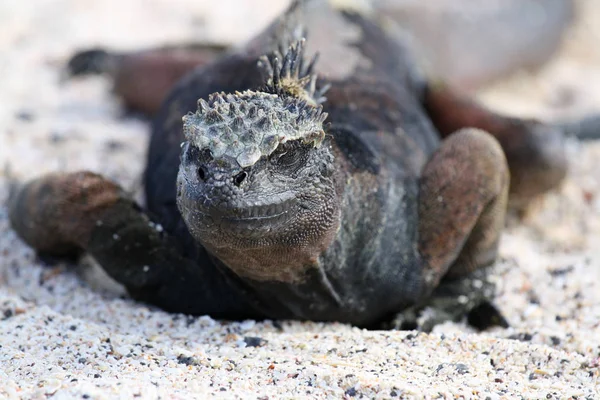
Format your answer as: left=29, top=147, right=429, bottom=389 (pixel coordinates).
left=176, top=142, right=297, bottom=229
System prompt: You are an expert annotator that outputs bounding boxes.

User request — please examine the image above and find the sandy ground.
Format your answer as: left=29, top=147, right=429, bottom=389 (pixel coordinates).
left=1, top=0, right=599, bottom=398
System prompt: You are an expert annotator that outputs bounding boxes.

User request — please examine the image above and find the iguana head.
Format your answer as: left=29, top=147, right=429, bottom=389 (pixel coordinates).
left=176, top=40, right=342, bottom=282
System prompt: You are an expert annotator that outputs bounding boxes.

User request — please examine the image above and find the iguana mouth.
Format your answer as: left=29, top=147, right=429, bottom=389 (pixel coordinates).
left=222, top=210, right=288, bottom=222
left=220, top=211, right=291, bottom=233
left=207, top=198, right=296, bottom=224
left=193, top=203, right=296, bottom=239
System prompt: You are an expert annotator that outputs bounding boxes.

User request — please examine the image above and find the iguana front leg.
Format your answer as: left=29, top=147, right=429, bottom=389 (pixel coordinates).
left=8, top=171, right=258, bottom=318
left=390, top=128, right=510, bottom=331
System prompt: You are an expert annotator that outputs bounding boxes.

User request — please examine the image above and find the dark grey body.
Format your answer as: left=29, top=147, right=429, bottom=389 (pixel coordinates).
left=145, top=11, right=442, bottom=325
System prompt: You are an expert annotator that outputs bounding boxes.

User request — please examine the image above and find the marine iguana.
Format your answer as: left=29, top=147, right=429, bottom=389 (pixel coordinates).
left=8, top=0, right=587, bottom=330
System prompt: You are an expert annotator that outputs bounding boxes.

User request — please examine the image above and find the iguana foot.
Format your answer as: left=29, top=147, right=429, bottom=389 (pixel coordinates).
left=385, top=268, right=508, bottom=332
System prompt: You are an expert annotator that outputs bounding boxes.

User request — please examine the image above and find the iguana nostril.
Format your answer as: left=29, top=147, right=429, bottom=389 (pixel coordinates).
left=233, top=171, right=247, bottom=187
left=197, top=166, right=206, bottom=181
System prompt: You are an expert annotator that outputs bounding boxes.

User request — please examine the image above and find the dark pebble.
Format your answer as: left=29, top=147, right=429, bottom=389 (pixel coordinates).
left=177, top=354, right=200, bottom=366
left=244, top=336, right=268, bottom=347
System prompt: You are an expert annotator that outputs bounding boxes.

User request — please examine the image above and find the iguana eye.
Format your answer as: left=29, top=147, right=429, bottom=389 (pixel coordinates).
left=233, top=170, right=248, bottom=186
left=276, top=150, right=302, bottom=168
left=271, top=142, right=303, bottom=168
left=197, top=166, right=206, bottom=181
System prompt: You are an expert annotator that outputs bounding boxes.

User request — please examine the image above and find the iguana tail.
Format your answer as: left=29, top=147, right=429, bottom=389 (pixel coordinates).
left=556, top=114, right=600, bottom=141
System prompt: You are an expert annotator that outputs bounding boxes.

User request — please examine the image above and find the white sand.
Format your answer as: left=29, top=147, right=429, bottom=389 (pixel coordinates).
left=1, top=1, right=599, bottom=398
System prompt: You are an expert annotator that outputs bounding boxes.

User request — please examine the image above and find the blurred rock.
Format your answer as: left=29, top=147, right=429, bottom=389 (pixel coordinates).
left=370, top=0, right=575, bottom=90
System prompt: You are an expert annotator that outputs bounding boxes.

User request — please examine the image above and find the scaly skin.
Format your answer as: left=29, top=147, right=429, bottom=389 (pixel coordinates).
left=8, top=0, right=579, bottom=329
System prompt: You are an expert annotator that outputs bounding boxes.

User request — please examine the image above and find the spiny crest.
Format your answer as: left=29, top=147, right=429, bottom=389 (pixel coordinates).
left=258, top=38, right=330, bottom=106
left=182, top=90, right=328, bottom=168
